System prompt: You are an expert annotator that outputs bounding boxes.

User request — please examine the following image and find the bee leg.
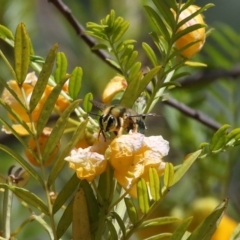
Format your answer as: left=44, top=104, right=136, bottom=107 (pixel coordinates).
left=117, top=127, right=123, bottom=137
left=132, top=123, right=138, bottom=133
left=98, top=129, right=106, bottom=142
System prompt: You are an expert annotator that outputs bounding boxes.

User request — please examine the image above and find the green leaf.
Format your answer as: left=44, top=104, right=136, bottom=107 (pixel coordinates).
left=179, top=0, right=195, bottom=13
left=54, top=52, right=68, bottom=84
left=57, top=197, right=74, bottom=239
left=173, top=24, right=206, bottom=43
left=230, top=223, right=240, bottom=240
left=29, top=43, right=58, bottom=112
left=144, top=6, right=170, bottom=41
left=124, top=198, right=138, bottom=225
left=226, top=128, right=240, bottom=146
left=128, top=62, right=142, bottom=80
left=42, top=100, right=81, bottom=163
left=141, top=217, right=181, bottom=229
left=0, top=144, right=44, bottom=187
left=36, top=75, right=70, bottom=136
left=53, top=173, right=80, bottom=214
left=69, top=67, right=82, bottom=100
left=81, top=180, right=100, bottom=232
left=164, top=162, right=175, bottom=188
left=111, top=211, right=126, bottom=237
left=137, top=178, right=150, bottom=214
left=187, top=199, right=227, bottom=240
left=91, top=43, right=109, bottom=50
left=32, top=214, right=54, bottom=240
left=0, top=184, right=48, bottom=215
left=14, top=23, right=30, bottom=84
left=82, top=92, right=93, bottom=113
left=0, top=24, right=14, bottom=46
left=125, top=51, right=138, bottom=72
left=172, top=150, right=202, bottom=185
left=112, top=19, right=130, bottom=43
left=209, top=124, right=230, bottom=152
left=169, top=217, right=193, bottom=240
left=120, top=74, right=141, bottom=108
left=149, top=167, right=160, bottom=201
left=145, top=233, right=172, bottom=240
left=47, top=119, right=88, bottom=187
left=142, top=42, right=159, bottom=67
left=107, top=220, right=118, bottom=240
left=152, top=0, right=176, bottom=29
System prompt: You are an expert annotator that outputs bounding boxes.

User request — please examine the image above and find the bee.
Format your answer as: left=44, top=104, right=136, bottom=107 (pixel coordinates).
left=90, top=100, right=156, bottom=140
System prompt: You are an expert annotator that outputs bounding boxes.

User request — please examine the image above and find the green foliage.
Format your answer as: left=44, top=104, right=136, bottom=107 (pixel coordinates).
left=0, top=1, right=240, bottom=240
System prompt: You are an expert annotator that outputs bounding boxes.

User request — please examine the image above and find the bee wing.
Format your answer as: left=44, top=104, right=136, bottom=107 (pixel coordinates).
left=90, top=100, right=108, bottom=111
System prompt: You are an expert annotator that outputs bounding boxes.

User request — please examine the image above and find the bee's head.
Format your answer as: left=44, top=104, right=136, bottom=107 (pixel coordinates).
left=100, top=114, right=120, bottom=132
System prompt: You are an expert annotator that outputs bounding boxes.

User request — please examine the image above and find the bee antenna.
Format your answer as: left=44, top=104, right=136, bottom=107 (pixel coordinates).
left=88, top=112, right=102, bottom=117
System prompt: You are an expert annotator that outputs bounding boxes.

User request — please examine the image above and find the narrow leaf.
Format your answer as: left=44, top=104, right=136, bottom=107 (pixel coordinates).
left=164, top=162, right=175, bottom=188
left=0, top=24, right=14, bottom=46
left=36, top=75, right=69, bottom=135
left=14, top=23, right=30, bottom=84
left=209, top=124, right=230, bottom=152
left=69, top=67, right=82, bottom=100
left=124, top=198, right=138, bottom=224
left=145, top=233, right=172, bottom=240
left=29, top=43, right=58, bottom=112
left=142, top=42, right=159, bottom=67
left=111, top=211, right=126, bottom=237
left=47, top=119, right=88, bottom=187
left=82, top=93, right=93, bottom=113
left=169, top=217, right=193, bottom=240
left=0, top=144, right=44, bottom=187
left=137, top=178, right=150, bottom=214
left=53, top=173, right=80, bottom=214
left=33, top=214, right=55, bottom=240
left=230, top=223, right=240, bottom=240
left=57, top=197, right=74, bottom=239
left=149, top=167, right=160, bottom=201
left=42, top=100, right=81, bottom=162
left=81, top=180, right=100, bottom=232
left=187, top=199, right=228, bottom=240
left=144, top=6, right=170, bottom=41
left=107, top=220, right=118, bottom=240
left=172, top=150, right=202, bottom=185
left=54, top=52, right=68, bottom=84
left=0, top=184, right=48, bottom=215
left=141, top=217, right=181, bottom=229
left=112, top=21, right=130, bottom=43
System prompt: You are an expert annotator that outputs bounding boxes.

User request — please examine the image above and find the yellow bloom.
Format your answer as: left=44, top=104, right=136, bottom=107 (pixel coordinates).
left=1, top=72, right=70, bottom=134
left=109, top=133, right=169, bottom=197
left=173, top=5, right=206, bottom=58
left=65, top=147, right=107, bottom=182
left=102, top=76, right=128, bottom=104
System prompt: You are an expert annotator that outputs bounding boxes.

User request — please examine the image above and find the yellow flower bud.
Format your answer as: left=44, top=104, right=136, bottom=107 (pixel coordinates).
left=174, top=5, right=206, bottom=58
left=102, top=76, right=127, bottom=104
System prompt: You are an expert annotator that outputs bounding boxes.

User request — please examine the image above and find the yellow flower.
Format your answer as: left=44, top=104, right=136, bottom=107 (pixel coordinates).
left=109, top=133, right=169, bottom=197
left=65, top=147, right=107, bottom=182
left=173, top=5, right=206, bottom=58
left=102, top=76, right=128, bottom=104
left=1, top=72, right=70, bottom=134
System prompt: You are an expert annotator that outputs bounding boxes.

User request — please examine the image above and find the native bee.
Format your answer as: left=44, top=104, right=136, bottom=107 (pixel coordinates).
left=90, top=100, right=156, bottom=140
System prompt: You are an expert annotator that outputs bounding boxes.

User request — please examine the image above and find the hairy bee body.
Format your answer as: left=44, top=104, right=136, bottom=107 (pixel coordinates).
left=99, top=105, right=146, bottom=137
left=91, top=100, right=155, bottom=140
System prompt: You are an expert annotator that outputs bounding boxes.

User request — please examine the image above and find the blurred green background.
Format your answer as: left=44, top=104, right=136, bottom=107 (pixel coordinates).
left=0, top=0, right=240, bottom=239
